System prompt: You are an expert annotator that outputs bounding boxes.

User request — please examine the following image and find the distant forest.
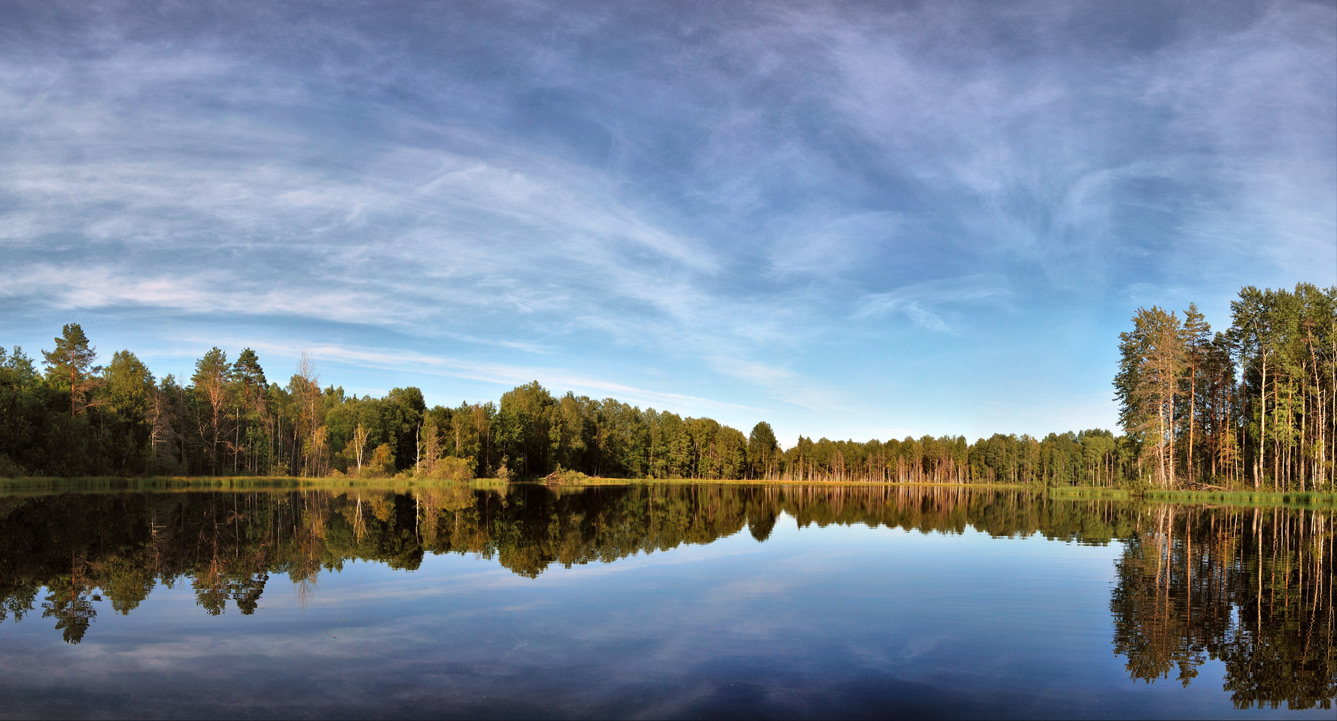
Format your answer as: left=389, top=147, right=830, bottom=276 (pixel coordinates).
left=1, top=283, right=1332, bottom=491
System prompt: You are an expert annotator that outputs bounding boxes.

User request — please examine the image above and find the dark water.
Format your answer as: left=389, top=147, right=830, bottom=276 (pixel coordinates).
left=0, top=484, right=1332, bottom=719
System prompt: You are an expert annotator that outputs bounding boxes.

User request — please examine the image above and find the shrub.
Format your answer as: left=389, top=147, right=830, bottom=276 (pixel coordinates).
left=543, top=466, right=590, bottom=486
left=360, top=443, right=396, bottom=478
left=0, top=453, right=26, bottom=478
left=436, top=456, right=474, bottom=482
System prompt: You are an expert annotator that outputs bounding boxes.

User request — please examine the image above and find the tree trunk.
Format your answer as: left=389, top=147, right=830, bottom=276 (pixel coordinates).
left=1188, top=355, right=1196, bottom=484
left=1258, top=351, right=1266, bottom=490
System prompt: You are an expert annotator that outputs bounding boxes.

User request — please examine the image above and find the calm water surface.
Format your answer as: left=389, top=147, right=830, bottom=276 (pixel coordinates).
left=0, top=484, right=1331, bottom=719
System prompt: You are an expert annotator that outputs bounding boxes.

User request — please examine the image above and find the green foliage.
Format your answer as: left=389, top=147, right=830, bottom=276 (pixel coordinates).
left=0, top=453, right=26, bottom=478
left=364, top=443, right=396, bottom=478
left=40, top=323, right=98, bottom=418
left=383, top=387, right=426, bottom=472
left=426, top=456, right=474, bottom=482
left=497, top=381, right=556, bottom=477
left=748, top=422, right=779, bottom=479
left=41, top=324, right=96, bottom=390
left=1115, top=306, right=1187, bottom=488
left=0, top=346, right=39, bottom=388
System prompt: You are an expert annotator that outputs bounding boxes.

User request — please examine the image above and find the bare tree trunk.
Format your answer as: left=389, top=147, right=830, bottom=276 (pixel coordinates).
left=1258, top=351, right=1266, bottom=490
left=1188, top=355, right=1197, bottom=484
left=1273, top=375, right=1280, bottom=491
left=211, top=401, right=219, bottom=476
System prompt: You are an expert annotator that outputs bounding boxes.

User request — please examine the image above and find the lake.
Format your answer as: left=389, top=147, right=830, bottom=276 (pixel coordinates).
left=0, top=483, right=1331, bottom=719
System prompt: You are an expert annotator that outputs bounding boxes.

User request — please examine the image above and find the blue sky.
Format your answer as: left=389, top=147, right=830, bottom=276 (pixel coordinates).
left=2, top=1, right=1334, bottom=445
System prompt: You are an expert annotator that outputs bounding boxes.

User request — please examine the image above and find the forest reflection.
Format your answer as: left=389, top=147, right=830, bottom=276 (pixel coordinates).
left=1111, top=503, right=1334, bottom=709
left=0, top=483, right=1331, bottom=709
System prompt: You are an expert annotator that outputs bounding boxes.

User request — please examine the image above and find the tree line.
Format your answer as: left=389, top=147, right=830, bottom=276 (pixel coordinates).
left=1, top=282, right=1332, bottom=489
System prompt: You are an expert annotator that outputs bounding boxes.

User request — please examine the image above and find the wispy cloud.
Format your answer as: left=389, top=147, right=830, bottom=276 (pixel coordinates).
left=768, top=212, right=902, bottom=279
left=854, top=275, right=1011, bottom=333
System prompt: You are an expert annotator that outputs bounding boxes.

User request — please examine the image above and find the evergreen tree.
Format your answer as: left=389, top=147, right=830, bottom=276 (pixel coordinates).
left=192, top=347, right=230, bottom=476
left=41, top=323, right=98, bottom=418
left=1115, top=307, right=1187, bottom=488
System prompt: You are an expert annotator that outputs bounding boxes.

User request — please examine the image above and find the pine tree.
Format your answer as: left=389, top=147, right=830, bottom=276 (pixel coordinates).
left=1115, top=307, right=1186, bottom=488
left=1181, top=303, right=1212, bottom=483
left=192, top=347, right=230, bottom=476
left=42, top=323, right=98, bottom=417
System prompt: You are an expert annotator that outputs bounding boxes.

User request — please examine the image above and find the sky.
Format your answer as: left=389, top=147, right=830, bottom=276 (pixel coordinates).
left=1, top=0, right=1334, bottom=446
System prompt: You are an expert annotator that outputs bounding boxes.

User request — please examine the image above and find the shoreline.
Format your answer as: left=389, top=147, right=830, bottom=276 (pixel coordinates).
left=2, top=475, right=1333, bottom=507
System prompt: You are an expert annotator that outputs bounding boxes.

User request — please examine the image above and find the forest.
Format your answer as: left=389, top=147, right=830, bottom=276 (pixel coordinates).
left=1, top=282, right=1333, bottom=491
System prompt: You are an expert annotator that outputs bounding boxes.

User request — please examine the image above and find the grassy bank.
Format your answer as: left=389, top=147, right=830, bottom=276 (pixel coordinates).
left=1046, top=486, right=1133, bottom=501
left=3, top=475, right=1333, bottom=508
left=0, top=475, right=506, bottom=497
left=1140, top=488, right=1337, bottom=508
left=572, top=477, right=1336, bottom=508
left=1047, top=485, right=1336, bottom=508
left=534, top=476, right=1035, bottom=491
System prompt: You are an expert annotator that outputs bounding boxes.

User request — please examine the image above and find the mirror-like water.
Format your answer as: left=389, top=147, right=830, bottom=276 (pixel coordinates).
left=0, top=484, right=1332, bottom=718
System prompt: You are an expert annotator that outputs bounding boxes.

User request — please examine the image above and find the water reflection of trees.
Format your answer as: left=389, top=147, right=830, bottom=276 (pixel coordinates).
left=1111, top=504, right=1334, bottom=709
left=0, top=484, right=1330, bottom=708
